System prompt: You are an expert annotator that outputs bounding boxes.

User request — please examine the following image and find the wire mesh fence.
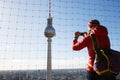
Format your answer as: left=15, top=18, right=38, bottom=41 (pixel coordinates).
left=0, top=0, right=120, bottom=80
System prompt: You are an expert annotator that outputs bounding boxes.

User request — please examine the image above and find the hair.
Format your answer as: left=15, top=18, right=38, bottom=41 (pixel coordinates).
left=89, top=19, right=100, bottom=27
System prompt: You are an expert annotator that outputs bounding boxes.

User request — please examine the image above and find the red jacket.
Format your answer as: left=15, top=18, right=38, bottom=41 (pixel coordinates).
left=72, top=26, right=110, bottom=72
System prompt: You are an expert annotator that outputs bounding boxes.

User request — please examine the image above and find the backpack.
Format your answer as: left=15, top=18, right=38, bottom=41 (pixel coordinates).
left=91, top=34, right=120, bottom=75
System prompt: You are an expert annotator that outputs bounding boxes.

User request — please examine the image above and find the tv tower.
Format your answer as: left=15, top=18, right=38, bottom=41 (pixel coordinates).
left=44, top=0, right=55, bottom=80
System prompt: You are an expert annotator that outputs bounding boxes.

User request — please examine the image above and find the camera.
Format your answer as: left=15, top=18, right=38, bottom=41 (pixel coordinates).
left=80, top=32, right=84, bottom=36
left=80, top=32, right=87, bottom=36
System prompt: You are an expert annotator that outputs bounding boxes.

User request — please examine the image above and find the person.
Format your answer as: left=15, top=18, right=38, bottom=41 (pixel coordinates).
left=72, top=19, right=116, bottom=80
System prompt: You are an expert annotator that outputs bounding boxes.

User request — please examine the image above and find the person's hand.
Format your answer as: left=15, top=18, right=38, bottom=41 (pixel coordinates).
left=83, top=32, right=88, bottom=37
left=74, top=31, right=81, bottom=38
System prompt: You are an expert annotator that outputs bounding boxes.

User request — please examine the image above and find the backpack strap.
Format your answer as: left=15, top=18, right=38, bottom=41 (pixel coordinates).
left=90, top=34, right=100, bottom=54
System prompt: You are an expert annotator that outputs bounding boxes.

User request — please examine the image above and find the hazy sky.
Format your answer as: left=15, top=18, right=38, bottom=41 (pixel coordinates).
left=0, top=0, right=120, bottom=70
